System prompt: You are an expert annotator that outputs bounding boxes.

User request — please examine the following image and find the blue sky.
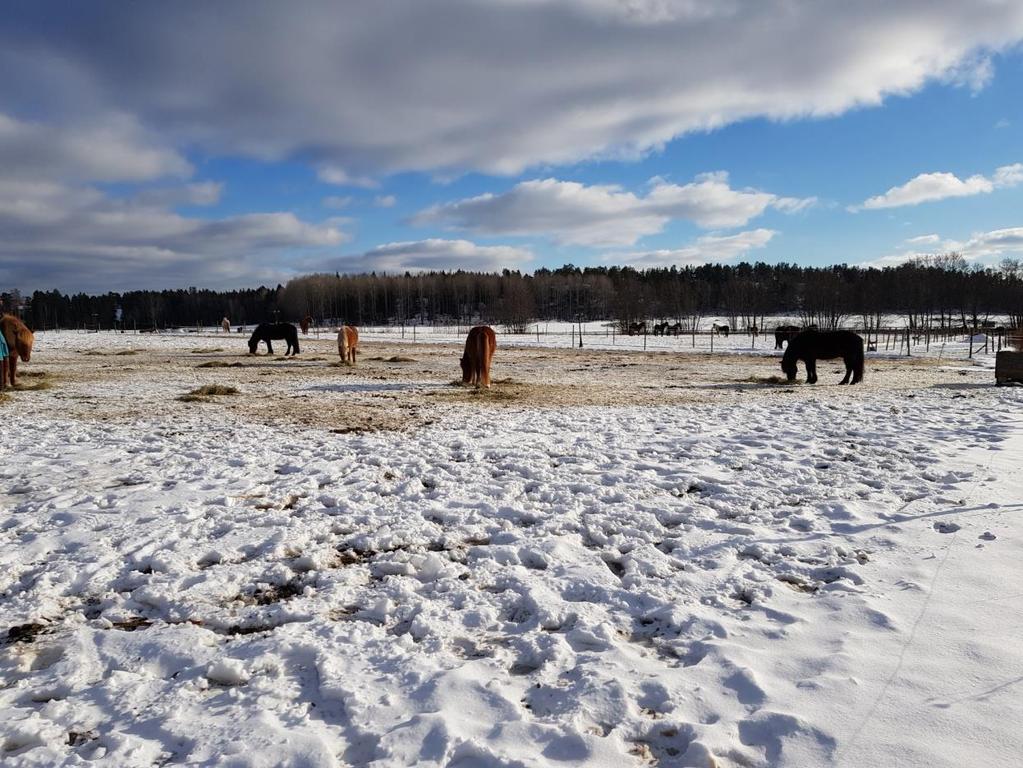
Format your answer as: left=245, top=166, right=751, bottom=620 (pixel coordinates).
left=1, top=1, right=1022, bottom=292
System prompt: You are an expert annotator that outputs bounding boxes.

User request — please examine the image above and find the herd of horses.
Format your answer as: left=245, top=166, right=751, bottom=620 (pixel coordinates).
left=245, top=320, right=497, bottom=386
left=242, top=318, right=864, bottom=386
left=0, top=313, right=864, bottom=393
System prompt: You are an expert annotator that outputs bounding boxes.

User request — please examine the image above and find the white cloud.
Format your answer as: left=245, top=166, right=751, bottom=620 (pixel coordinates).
left=0, top=180, right=349, bottom=291
left=906, top=233, right=941, bottom=245
left=374, top=194, right=397, bottom=208
left=854, top=162, right=1023, bottom=210
left=615, top=228, right=777, bottom=268
left=323, top=238, right=533, bottom=274
left=322, top=195, right=353, bottom=209
left=317, top=166, right=379, bottom=189
left=862, top=226, right=1023, bottom=268
left=0, top=112, right=191, bottom=182
left=3, top=2, right=1022, bottom=176
left=414, top=173, right=810, bottom=246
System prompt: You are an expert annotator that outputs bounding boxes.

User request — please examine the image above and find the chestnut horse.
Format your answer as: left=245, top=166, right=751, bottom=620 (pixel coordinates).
left=337, top=325, right=359, bottom=365
left=300, top=315, right=312, bottom=335
left=781, top=330, right=864, bottom=385
left=1, top=314, right=33, bottom=388
left=461, top=326, right=497, bottom=388
left=248, top=323, right=300, bottom=355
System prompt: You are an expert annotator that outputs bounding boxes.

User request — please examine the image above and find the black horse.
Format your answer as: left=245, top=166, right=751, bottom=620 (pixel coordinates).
left=781, top=330, right=864, bottom=384
left=774, top=325, right=801, bottom=349
left=248, top=322, right=300, bottom=355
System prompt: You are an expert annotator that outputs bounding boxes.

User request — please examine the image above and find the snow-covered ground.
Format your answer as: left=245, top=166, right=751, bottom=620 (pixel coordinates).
left=1, top=332, right=1021, bottom=767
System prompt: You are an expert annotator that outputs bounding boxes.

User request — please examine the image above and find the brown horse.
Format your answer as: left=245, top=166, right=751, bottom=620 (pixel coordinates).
left=300, top=315, right=312, bottom=335
left=461, top=326, right=497, bottom=388
left=1, top=315, right=34, bottom=388
left=337, top=325, right=359, bottom=365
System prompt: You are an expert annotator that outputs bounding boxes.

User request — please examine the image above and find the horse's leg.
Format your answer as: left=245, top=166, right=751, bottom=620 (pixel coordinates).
left=8, top=354, right=16, bottom=387
left=0, top=358, right=6, bottom=390
left=839, top=357, right=851, bottom=384
left=266, top=340, right=274, bottom=355
left=807, top=359, right=817, bottom=384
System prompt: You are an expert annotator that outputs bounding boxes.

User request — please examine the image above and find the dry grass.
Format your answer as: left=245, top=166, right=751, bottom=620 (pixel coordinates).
left=744, top=375, right=793, bottom=385
left=179, top=383, right=241, bottom=402
left=0, top=391, right=10, bottom=404
left=190, top=347, right=224, bottom=354
left=196, top=361, right=244, bottom=369
left=13, top=371, right=55, bottom=391
left=367, top=355, right=419, bottom=363
left=115, top=350, right=140, bottom=356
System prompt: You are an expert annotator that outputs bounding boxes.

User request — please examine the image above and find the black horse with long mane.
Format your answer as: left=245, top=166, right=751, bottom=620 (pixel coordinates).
left=781, top=330, right=864, bottom=384
left=248, top=322, right=300, bottom=355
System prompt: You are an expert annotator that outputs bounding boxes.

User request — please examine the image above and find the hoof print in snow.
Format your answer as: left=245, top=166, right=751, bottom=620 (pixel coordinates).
left=933, top=521, right=961, bottom=534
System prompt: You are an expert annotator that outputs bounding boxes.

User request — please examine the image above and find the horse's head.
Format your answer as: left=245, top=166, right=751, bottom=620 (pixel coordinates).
left=247, top=331, right=259, bottom=354
left=459, top=355, right=471, bottom=383
left=16, top=327, right=33, bottom=361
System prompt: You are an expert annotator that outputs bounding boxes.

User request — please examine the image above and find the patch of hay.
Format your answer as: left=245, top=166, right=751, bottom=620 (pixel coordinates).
left=190, top=347, right=224, bottom=353
left=115, top=349, right=140, bottom=356
left=385, top=355, right=417, bottom=363
left=196, top=361, right=244, bottom=368
left=744, top=375, right=792, bottom=385
left=0, top=391, right=10, bottom=404
left=13, top=371, right=54, bottom=391
left=178, top=383, right=240, bottom=402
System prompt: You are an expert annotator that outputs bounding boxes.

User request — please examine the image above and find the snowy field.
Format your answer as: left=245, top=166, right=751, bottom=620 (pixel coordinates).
left=2, top=331, right=1022, bottom=767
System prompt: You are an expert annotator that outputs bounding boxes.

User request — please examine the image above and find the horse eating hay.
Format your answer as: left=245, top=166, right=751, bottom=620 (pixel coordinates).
left=781, top=330, right=864, bottom=384
left=1, top=314, right=34, bottom=387
left=337, top=325, right=359, bottom=365
left=460, top=326, right=497, bottom=388
left=248, top=323, right=300, bottom=356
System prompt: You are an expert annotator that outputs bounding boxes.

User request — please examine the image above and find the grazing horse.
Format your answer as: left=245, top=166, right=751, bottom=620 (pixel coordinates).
left=712, top=323, right=730, bottom=336
left=668, top=322, right=683, bottom=337
left=337, top=325, right=359, bottom=365
left=461, top=325, right=497, bottom=388
left=627, top=321, right=647, bottom=336
left=652, top=321, right=669, bottom=336
left=221, top=317, right=230, bottom=333
left=300, top=315, right=312, bottom=335
left=248, top=322, right=300, bottom=355
left=1, top=314, right=33, bottom=388
left=781, top=330, right=864, bottom=385
left=774, top=324, right=801, bottom=349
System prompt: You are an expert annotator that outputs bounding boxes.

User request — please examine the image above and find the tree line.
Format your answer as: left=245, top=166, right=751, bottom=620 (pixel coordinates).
left=9, top=254, right=1023, bottom=332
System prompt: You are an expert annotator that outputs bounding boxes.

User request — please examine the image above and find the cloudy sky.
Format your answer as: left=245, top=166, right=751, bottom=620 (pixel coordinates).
left=2, top=0, right=1023, bottom=292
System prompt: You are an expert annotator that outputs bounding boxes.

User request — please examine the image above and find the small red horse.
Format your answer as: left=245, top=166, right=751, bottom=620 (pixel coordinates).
left=337, top=325, right=359, bottom=365
left=300, top=315, right=313, bottom=335
left=1, top=314, right=34, bottom=388
left=460, top=326, right=496, bottom=388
